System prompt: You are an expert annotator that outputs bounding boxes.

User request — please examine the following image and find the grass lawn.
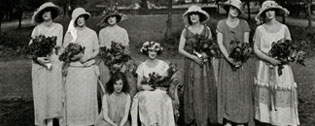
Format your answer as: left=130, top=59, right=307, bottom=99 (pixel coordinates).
left=0, top=14, right=315, bottom=126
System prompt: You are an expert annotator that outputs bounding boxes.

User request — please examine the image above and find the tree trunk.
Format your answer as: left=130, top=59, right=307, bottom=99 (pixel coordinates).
left=247, top=1, right=251, bottom=21
left=165, top=0, right=173, bottom=38
left=307, top=0, right=312, bottom=27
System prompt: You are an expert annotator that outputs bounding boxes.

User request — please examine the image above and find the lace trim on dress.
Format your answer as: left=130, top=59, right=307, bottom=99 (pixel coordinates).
left=254, top=78, right=297, bottom=90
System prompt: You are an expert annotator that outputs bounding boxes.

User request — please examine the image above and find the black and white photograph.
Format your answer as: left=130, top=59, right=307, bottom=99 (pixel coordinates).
left=0, top=0, right=314, bottom=126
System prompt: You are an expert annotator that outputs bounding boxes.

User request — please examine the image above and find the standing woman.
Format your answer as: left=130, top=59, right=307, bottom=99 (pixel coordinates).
left=30, top=2, right=64, bottom=126
left=253, top=1, right=300, bottom=125
left=178, top=5, right=217, bottom=126
left=63, top=8, right=99, bottom=126
left=98, top=7, right=129, bottom=85
left=216, top=0, right=254, bottom=126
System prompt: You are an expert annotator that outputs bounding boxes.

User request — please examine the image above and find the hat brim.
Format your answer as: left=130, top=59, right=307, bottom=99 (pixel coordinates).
left=183, top=9, right=210, bottom=25
left=98, top=13, right=127, bottom=26
left=220, top=3, right=244, bottom=15
left=32, top=6, right=61, bottom=24
left=255, top=7, right=289, bottom=23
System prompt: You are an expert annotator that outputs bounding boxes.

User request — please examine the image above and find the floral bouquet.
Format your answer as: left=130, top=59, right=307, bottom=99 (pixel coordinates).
left=141, top=62, right=178, bottom=90
left=268, top=39, right=306, bottom=76
left=59, top=43, right=85, bottom=76
left=229, top=40, right=253, bottom=71
left=27, top=35, right=57, bottom=69
left=99, top=41, right=131, bottom=73
left=192, top=34, right=220, bottom=62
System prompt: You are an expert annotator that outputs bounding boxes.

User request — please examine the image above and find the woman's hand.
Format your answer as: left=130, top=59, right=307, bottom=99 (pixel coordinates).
left=269, top=58, right=281, bottom=66
left=142, top=84, right=154, bottom=91
left=227, top=58, right=241, bottom=66
left=71, top=53, right=84, bottom=61
left=191, top=55, right=203, bottom=65
left=37, top=57, right=51, bottom=65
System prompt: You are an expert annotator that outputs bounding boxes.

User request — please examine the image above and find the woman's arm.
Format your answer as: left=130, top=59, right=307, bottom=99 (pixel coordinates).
left=244, top=32, right=250, bottom=43
left=178, top=29, right=203, bottom=65
left=102, top=95, right=117, bottom=126
left=120, top=94, right=131, bottom=126
left=80, top=32, right=100, bottom=63
left=253, top=28, right=280, bottom=66
left=216, top=31, right=236, bottom=64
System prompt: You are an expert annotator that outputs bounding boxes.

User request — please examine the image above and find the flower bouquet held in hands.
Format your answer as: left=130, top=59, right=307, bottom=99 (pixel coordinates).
left=59, top=43, right=85, bottom=76
left=99, top=41, right=131, bottom=73
left=27, top=35, right=57, bottom=70
left=228, top=40, right=253, bottom=71
left=141, top=62, right=178, bottom=90
left=268, top=39, right=306, bottom=76
left=193, top=34, right=221, bottom=63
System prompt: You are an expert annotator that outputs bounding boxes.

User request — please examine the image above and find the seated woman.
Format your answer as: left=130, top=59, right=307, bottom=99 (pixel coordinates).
left=95, top=72, right=131, bottom=126
left=130, top=41, right=175, bottom=126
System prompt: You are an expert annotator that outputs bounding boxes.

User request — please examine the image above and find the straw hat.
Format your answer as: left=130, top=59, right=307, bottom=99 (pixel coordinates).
left=220, top=0, right=244, bottom=14
left=255, top=0, right=289, bottom=24
left=98, top=6, right=127, bottom=26
left=32, top=2, right=61, bottom=24
left=71, top=7, right=91, bottom=22
left=183, top=5, right=210, bottom=25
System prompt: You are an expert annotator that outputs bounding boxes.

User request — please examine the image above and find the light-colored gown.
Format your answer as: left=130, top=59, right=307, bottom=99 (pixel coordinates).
left=254, top=24, right=300, bottom=126
left=63, top=27, right=99, bottom=125
left=131, top=60, right=175, bottom=126
left=30, top=23, right=64, bottom=126
left=95, top=93, right=131, bottom=126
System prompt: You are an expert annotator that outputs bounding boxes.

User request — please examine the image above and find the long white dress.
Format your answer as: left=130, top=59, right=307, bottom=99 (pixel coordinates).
left=31, top=23, right=64, bottom=126
left=254, top=24, right=300, bottom=126
left=131, top=60, right=175, bottom=126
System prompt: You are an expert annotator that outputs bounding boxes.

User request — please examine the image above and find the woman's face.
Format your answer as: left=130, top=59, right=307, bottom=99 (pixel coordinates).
left=148, top=50, right=157, bottom=59
left=265, top=10, right=276, bottom=20
left=228, top=6, right=239, bottom=18
left=107, top=16, right=117, bottom=25
left=189, top=13, right=200, bottom=24
left=42, top=11, right=52, bottom=21
left=76, top=16, right=86, bottom=27
left=114, top=79, right=123, bottom=93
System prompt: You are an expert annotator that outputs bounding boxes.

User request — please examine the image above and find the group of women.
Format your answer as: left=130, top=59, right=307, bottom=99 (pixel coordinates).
left=30, top=0, right=300, bottom=126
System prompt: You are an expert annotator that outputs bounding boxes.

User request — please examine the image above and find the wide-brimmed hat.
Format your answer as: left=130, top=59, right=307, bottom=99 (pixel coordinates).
left=183, top=5, right=210, bottom=25
left=32, top=2, right=61, bottom=24
left=220, top=0, right=244, bottom=15
left=255, top=0, right=289, bottom=24
left=72, top=7, right=91, bottom=22
left=98, top=6, right=127, bottom=26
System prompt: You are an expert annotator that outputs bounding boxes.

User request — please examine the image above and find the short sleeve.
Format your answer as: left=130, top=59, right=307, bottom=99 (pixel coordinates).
left=56, top=24, right=63, bottom=47
left=99, top=29, right=106, bottom=47
left=216, top=20, right=225, bottom=33
left=253, top=26, right=262, bottom=47
left=92, top=31, right=99, bottom=51
left=283, top=25, right=292, bottom=40
left=206, top=26, right=212, bottom=39
left=122, top=29, right=130, bottom=46
left=136, top=63, right=144, bottom=77
left=242, top=20, right=251, bottom=32
left=159, top=60, right=170, bottom=76
left=29, top=26, right=40, bottom=45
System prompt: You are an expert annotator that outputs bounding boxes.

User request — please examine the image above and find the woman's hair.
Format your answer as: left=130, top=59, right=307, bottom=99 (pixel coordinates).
left=106, top=15, right=121, bottom=24
left=38, top=8, right=59, bottom=22
left=260, top=9, right=278, bottom=24
left=225, top=6, right=241, bottom=17
left=105, top=72, right=130, bottom=94
left=187, top=12, right=207, bottom=25
left=140, top=41, right=163, bottom=56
